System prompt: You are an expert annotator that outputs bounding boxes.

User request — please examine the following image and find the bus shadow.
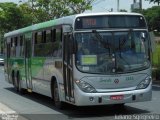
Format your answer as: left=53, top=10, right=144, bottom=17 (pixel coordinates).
left=64, top=105, right=150, bottom=118
left=5, top=87, right=150, bottom=118
left=152, top=86, right=160, bottom=91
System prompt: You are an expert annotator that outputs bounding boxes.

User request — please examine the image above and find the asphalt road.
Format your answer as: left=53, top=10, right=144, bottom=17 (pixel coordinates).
left=0, top=66, right=160, bottom=120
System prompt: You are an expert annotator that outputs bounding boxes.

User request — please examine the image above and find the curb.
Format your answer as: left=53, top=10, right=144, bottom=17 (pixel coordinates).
left=0, top=103, right=28, bottom=120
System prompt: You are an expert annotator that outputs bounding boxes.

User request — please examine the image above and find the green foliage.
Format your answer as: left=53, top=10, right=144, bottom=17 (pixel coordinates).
left=67, top=0, right=94, bottom=14
left=133, top=6, right=160, bottom=32
left=146, top=0, right=160, bottom=5
left=154, top=31, right=160, bottom=36
left=28, top=0, right=70, bottom=22
left=152, top=43, right=160, bottom=79
left=0, top=2, right=32, bottom=52
left=0, top=0, right=95, bottom=52
left=26, top=0, right=95, bottom=23
left=152, top=43, right=160, bottom=66
left=0, top=0, right=95, bottom=32
left=0, top=2, right=26, bottom=33
left=144, top=6, right=160, bottom=31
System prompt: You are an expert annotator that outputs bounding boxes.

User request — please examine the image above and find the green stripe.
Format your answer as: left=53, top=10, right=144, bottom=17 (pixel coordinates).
left=4, top=19, right=57, bottom=37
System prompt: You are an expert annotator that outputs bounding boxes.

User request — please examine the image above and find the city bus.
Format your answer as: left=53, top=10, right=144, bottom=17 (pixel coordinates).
left=4, top=12, right=153, bottom=108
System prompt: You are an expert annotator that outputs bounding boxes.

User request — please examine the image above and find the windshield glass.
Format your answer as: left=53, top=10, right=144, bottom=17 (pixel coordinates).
left=75, top=31, right=150, bottom=74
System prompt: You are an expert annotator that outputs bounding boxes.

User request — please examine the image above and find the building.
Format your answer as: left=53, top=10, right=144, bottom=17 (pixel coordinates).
left=131, top=0, right=142, bottom=11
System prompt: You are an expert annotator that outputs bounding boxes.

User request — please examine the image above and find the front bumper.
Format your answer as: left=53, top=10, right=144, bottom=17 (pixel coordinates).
left=74, top=83, right=152, bottom=106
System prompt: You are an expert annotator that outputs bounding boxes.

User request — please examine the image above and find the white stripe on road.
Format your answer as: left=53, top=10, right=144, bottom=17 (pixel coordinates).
left=152, top=85, right=160, bottom=88
left=0, top=103, right=28, bottom=120
left=0, top=103, right=16, bottom=114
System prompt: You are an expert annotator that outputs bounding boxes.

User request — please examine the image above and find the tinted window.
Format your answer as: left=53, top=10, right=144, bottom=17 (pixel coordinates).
left=34, top=28, right=62, bottom=57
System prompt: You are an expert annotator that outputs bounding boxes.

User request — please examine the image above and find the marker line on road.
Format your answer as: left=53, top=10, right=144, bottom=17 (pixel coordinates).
left=152, top=85, right=160, bottom=88
left=0, top=103, right=28, bottom=120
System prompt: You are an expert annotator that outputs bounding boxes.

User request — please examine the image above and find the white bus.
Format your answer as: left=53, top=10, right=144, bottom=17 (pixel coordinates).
left=4, top=12, right=152, bottom=108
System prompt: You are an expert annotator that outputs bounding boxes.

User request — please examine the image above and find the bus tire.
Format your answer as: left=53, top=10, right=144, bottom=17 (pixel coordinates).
left=52, top=80, right=64, bottom=109
left=12, top=71, right=15, bottom=85
left=17, top=72, right=25, bottom=94
left=12, top=71, right=18, bottom=92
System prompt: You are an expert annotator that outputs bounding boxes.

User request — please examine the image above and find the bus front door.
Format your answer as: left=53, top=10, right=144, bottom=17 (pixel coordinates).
left=63, top=34, right=75, bottom=103
left=24, top=33, right=32, bottom=92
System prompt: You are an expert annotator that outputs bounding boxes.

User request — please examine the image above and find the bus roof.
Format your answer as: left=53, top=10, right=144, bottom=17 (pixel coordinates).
left=4, top=12, right=143, bottom=38
left=4, top=15, right=75, bottom=38
left=75, top=12, right=142, bottom=17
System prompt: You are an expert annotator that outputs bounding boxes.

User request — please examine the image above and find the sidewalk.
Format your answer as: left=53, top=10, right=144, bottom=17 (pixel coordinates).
left=0, top=103, right=28, bottom=120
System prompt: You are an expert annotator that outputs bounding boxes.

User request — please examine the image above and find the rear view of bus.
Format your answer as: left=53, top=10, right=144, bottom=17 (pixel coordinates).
left=72, top=13, right=152, bottom=106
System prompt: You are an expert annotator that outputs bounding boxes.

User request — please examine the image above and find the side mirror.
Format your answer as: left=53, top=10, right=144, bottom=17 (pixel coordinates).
left=63, top=25, right=72, bottom=33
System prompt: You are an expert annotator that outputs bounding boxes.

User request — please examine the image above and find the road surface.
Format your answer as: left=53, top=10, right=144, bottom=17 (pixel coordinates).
left=0, top=66, right=160, bottom=120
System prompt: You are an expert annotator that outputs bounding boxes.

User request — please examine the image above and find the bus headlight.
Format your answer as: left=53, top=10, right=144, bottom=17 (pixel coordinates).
left=75, top=80, right=97, bottom=93
left=136, top=76, right=152, bottom=89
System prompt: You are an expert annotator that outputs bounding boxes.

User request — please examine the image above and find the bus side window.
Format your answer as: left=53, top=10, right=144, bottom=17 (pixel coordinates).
left=15, top=36, right=20, bottom=57
left=20, top=36, right=23, bottom=46
left=34, top=32, right=38, bottom=44
left=34, top=31, right=43, bottom=56
left=7, top=39, right=11, bottom=58
left=43, top=31, right=46, bottom=43
left=14, top=37, right=18, bottom=47
left=52, top=27, right=62, bottom=57
left=46, top=30, right=51, bottom=43
left=37, top=32, right=42, bottom=44
left=11, top=38, right=13, bottom=47
left=11, top=37, right=16, bottom=57
left=56, top=28, right=62, bottom=42
left=51, top=29, right=56, bottom=42
left=20, top=35, right=24, bottom=57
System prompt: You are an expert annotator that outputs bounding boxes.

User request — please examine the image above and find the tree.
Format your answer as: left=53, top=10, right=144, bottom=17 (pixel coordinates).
left=67, top=0, right=94, bottom=14
left=26, top=0, right=95, bottom=23
left=133, top=6, right=160, bottom=31
left=145, top=6, right=160, bottom=31
left=27, top=0, right=69, bottom=22
left=146, top=0, right=160, bottom=5
left=0, top=0, right=95, bottom=52
left=0, top=2, right=32, bottom=52
left=0, top=2, right=27, bottom=32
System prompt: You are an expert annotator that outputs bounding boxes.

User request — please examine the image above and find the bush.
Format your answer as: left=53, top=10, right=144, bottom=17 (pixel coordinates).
left=154, top=31, right=160, bottom=36
left=152, top=67, right=160, bottom=80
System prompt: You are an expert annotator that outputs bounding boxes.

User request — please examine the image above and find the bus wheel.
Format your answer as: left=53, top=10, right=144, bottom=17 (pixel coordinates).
left=53, top=81, right=63, bottom=109
left=17, top=73, right=25, bottom=94
left=12, top=72, right=18, bottom=91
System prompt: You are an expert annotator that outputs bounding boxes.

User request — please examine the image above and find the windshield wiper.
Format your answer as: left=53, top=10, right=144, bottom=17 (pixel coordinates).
left=92, top=30, right=111, bottom=55
left=116, top=52, right=131, bottom=72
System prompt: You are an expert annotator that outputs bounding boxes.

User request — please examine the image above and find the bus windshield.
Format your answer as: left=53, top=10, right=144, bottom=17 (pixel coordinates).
left=75, top=31, right=150, bottom=74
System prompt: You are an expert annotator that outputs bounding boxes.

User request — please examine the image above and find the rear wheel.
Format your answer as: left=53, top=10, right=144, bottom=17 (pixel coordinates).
left=17, top=73, right=26, bottom=94
left=53, top=81, right=64, bottom=109
left=12, top=72, right=18, bottom=91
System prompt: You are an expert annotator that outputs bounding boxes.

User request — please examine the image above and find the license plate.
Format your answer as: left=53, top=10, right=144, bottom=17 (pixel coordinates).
left=110, top=95, right=124, bottom=100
